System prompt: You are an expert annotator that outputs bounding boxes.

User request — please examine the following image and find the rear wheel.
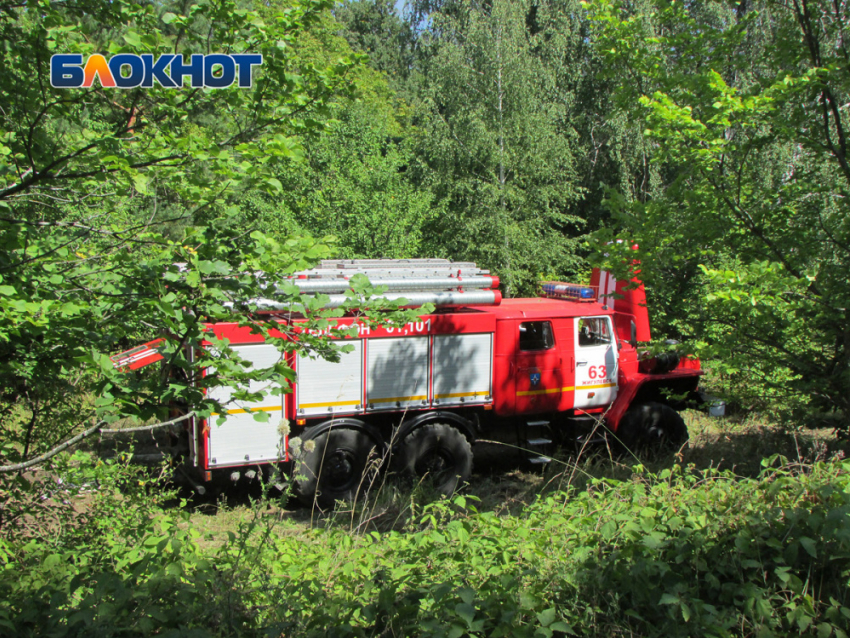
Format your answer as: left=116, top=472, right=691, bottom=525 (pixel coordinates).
left=293, top=426, right=382, bottom=509
left=615, top=402, right=688, bottom=454
left=396, top=422, right=473, bottom=496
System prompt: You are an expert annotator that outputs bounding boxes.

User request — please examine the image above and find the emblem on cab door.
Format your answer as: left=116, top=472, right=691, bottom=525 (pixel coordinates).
left=529, top=367, right=541, bottom=387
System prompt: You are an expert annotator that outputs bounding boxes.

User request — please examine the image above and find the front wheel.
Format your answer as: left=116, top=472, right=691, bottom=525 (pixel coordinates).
left=395, top=422, right=473, bottom=496
left=615, top=402, right=688, bottom=454
left=293, top=426, right=382, bottom=509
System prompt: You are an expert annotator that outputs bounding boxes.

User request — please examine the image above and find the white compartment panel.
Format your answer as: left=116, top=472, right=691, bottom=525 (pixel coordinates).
left=206, top=343, right=284, bottom=467
left=432, top=333, right=492, bottom=406
left=366, top=337, right=429, bottom=411
left=296, top=340, right=363, bottom=417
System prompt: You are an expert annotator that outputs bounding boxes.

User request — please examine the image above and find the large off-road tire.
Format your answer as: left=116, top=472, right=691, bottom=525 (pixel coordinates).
left=396, top=422, right=473, bottom=496
left=293, top=426, right=382, bottom=509
left=615, top=402, right=688, bottom=455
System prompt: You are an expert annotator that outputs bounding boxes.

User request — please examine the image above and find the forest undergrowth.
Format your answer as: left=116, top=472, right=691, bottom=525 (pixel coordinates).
left=2, top=413, right=849, bottom=638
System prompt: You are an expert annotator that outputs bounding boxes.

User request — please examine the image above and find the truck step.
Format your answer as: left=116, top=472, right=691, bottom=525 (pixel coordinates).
left=527, top=438, right=553, bottom=447
left=526, top=420, right=550, bottom=428
left=529, top=456, right=552, bottom=465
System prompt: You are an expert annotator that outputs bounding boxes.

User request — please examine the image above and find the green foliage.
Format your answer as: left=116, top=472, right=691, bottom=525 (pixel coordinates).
left=231, top=8, right=433, bottom=259
left=268, top=99, right=435, bottom=259
left=410, top=0, right=588, bottom=295
left=0, top=0, right=346, bottom=206
left=0, top=0, right=335, bottom=449
left=0, top=0, right=428, bottom=464
left=334, top=0, right=418, bottom=98
left=2, top=457, right=849, bottom=637
left=584, top=0, right=850, bottom=425
left=0, top=452, right=214, bottom=637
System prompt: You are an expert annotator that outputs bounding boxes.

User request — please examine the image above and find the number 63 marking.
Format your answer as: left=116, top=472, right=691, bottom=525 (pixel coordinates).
left=588, top=365, right=607, bottom=379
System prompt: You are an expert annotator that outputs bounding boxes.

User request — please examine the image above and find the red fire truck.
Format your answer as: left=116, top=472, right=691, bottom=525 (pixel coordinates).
left=113, top=259, right=704, bottom=506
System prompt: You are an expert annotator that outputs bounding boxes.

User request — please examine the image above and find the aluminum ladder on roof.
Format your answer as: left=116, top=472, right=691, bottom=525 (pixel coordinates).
left=252, top=259, right=503, bottom=310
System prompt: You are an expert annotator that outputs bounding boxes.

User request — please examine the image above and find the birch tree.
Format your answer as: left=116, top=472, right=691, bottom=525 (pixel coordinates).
left=411, top=0, right=586, bottom=295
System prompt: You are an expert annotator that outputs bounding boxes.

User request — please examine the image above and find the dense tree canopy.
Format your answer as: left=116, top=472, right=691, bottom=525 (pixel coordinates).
left=0, top=0, right=410, bottom=463
left=585, top=0, right=849, bottom=423
left=409, top=0, right=586, bottom=295
left=245, top=11, right=435, bottom=258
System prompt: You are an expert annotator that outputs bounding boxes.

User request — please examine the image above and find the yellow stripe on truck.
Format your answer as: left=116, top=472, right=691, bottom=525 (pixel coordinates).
left=370, top=395, right=428, bottom=403
left=577, top=383, right=616, bottom=390
left=211, top=405, right=281, bottom=416
left=434, top=391, right=490, bottom=399
left=516, top=386, right=575, bottom=397
left=298, top=399, right=361, bottom=409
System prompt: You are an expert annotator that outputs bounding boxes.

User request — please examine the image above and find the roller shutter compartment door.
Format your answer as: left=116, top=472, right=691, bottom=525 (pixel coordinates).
left=432, top=333, right=493, bottom=406
left=206, top=343, right=285, bottom=467
left=296, top=340, right=363, bottom=417
left=366, top=337, right=429, bottom=411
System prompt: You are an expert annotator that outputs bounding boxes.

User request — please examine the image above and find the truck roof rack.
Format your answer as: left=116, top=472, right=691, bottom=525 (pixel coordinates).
left=297, top=259, right=489, bottom=279
left=254, top=260, right=503, bottom=311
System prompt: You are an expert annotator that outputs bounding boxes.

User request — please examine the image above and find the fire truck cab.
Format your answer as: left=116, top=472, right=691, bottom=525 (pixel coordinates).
left=488, top=298, right=621, bottom=416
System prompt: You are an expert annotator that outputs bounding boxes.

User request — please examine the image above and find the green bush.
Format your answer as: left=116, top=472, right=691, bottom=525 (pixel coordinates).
left=2, top=456, right=849, bottom=637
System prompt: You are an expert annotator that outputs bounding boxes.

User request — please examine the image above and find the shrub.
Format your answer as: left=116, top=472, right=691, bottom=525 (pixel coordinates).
left=2, top=456, right=849, bottom=637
